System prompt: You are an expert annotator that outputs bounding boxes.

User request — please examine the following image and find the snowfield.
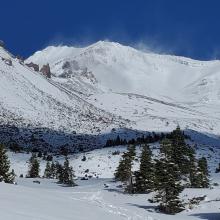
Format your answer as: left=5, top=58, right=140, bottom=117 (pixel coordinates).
left=27, top=41, right=220, bottom=136
left=2, top=138, right=220, bottom=220
left=1, top=40, right=220, bottom=219
left=1, top=178, right=220, bottom=220
left=0, top=45, right=127, bottom=135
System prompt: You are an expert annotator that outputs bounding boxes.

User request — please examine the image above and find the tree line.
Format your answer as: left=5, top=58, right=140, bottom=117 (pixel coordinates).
left=0, top=144, right=75, bottom=187
left=105, top=131, right=190, bottom=147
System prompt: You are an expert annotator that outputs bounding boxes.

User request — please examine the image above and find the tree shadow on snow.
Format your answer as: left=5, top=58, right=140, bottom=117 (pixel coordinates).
left=104, top=188, right=125, bottom=194
left=127, top=203, right=156, bottom=212
left=190, top=213, right=220, bottom=220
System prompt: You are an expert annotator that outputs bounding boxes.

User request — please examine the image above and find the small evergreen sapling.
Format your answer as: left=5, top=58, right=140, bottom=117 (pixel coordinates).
left=197, top=157, right=209, bottom=188
left=27, top=153, right=40, bottom=178
left=62, top=157, right=75, bottom=186
left=44, top=161, right=52, bottom=179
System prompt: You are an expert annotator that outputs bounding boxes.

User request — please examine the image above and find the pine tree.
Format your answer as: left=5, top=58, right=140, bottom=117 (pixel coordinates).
left=8, top=169, right=16, bottom=183
left=187, top=147, right=210, bottom=188
left=188, top=147, right=201, bottom=188
left=114, top=145, right=136, bottom=193
left=127, top=145, right=136, bottom=159
left=0, top=144, right=15, bottom=183
left=160, top=138, right=173, bottom=159
left=50, top=161, right=56, bottom=179
left=154, top=143, right=184, bottom=214
left=197, top=157, right=209, bottom=188
left=27, top=153, right=40, bottom=178
left=44, top=161, right=52, bottom=179
left=169, top=126, right=191, bottom=176
left=134, top=144, right=154, bottom=193
left=215, top=163, right=220, bottom=173
left=55, top=161, right=63, bottom=180
left=59, top=157, right=75, bottom=186
left=114, top=153, right=131, bottom=182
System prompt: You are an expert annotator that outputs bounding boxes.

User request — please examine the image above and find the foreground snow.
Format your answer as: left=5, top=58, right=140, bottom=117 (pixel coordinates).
left=1, top=177, right=220, bottom=220
left=3, top=137, right=220, bottom=220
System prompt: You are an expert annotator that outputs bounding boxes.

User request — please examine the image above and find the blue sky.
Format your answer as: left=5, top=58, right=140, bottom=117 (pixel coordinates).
left=1, top=0, right=220, bottom=60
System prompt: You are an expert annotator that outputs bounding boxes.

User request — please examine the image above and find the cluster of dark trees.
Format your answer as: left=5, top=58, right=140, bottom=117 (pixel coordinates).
left=106, top=131, right=190, bottom=147
left=43, top=158, right=75, bottom=186
left=26, top=153, right=75, bottom=186
left=114, top=127, right=209, bottom=214
left=0, top=142, right=75, bottom=187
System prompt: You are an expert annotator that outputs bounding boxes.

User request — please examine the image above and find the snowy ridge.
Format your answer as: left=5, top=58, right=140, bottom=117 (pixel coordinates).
left=0, top=46, right=129, bottom=137
left=1, top=41, right=220, bottom=150
left=27, top=41, right=220, bottom=136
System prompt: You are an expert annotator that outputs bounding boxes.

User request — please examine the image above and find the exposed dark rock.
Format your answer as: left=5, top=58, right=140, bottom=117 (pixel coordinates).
left=62, top=60, right=80, bottom=71
left=2, top=58, right=12, bottom=66
left=26, top=62, right=39, bottom=72
left=40, top=63, right=51, bottom=78
left=16, top=55, right=25, bottom=64
left=0, top=40, right=5, bottom=48
left=62, top=61, right=71, bottom=69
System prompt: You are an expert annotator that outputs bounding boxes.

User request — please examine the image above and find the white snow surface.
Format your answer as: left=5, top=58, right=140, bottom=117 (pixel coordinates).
left=3, top=139, right=220, bottom=220
left=2, top=178, right=220, bottom=220
left=26, top=41, right=220, bottom=135
left=1, top=41, right=220, bottom=138
left=0, top=46, right=126, bottom=135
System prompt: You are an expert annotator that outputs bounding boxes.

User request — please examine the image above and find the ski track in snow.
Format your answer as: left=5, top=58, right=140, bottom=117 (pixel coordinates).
left=71, top=190, right=148, bottom=220
left=3, top=138, right=220, bottom=220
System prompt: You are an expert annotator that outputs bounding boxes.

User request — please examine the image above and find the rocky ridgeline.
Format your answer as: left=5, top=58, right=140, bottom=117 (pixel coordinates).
left=40, top=64, right=51, bottom=78
left=26, top=62, right=39, bottom=72
left=0, top=40, right=5, bottom=48
left=26, top=62, right=51, bottom=78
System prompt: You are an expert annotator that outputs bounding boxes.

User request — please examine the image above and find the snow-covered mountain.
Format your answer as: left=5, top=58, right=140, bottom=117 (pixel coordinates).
left=0, top=40, right=220, bottom=150
left=0, top=44, right=132, bottom=150
left=27, top=41, right=220, bottom=135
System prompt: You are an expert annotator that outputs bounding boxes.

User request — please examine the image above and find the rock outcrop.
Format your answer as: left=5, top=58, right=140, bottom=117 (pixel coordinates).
left=40, top=64, right=51, bottom=78
left=26, top=62, right=39, bottom=72
left=0, top=40, right=5, bottom=48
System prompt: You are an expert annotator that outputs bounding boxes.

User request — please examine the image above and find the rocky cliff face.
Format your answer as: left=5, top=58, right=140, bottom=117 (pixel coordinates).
left=40, top=64, right=51, bottom=78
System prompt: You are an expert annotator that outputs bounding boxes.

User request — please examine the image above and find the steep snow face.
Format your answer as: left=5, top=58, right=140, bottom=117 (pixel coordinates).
left=0, top=46, right=127, bottom=135
left=27, top=41, right=220, bottom=102
left=26, top=41, right=220, bottom=135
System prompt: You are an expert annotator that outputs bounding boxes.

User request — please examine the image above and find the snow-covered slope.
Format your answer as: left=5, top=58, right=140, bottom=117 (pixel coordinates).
left=4, top=136, right=220, bottom=220
left=27, top=41, right=220, bottom=100
left=27, top=41, right=220, bottom=135
left=0, top=46, right=128, bottom=140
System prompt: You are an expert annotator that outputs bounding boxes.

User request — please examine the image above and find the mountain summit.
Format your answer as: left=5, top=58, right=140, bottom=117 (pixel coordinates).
left=0, top=41, right=220, bottom=150
left=27, top=41, right=220, bottom=135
